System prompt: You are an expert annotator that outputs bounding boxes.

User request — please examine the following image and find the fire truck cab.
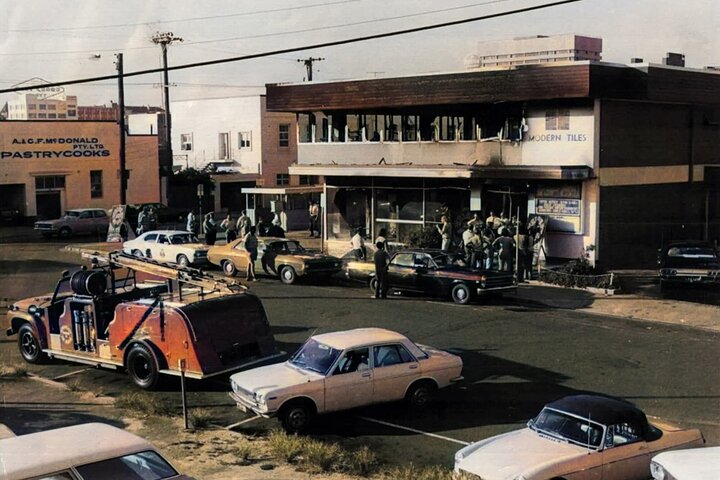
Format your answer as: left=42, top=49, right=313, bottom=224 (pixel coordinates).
left=5, top=252, right=278, bottom=389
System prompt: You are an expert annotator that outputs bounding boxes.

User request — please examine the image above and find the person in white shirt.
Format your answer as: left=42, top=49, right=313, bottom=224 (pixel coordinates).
left=351, top=228, right=366, bottom=260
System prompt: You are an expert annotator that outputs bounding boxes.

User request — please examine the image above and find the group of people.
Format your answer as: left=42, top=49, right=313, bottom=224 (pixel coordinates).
left=135, top=206, right=158, bottom=235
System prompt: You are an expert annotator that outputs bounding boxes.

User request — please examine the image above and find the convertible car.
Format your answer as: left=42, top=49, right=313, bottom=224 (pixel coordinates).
left=344, top=249, right=515, bottom=304
left=207, top=237, right=342, bottom=284
left=454, top=394, right=705, bottom=480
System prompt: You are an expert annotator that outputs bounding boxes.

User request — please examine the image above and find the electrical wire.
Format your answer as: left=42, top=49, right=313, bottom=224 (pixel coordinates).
left=0, top=0, right=581, bottom=95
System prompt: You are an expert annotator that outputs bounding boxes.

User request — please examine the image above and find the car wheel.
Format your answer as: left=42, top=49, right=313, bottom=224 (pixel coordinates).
left=131, top=249, right=143, bottom=257
left=280, top=266, right=297, bottom=285
left=405, top=380, right=436, bottom=409
left=279, top=401, right=314, bottom=433
left=58, top=227, right=72, bottom=238
left=451, top=283, right=471, bottom=305
left=369, top=277, right=378, bottom=294
left=262, top=261, right=271, bottom=275
left=177, top=254, right=190, bottom=267
left=18, top=324, right=45, bottom=364
left=223, top=260, right=237, bottom=277
left=126, top=344, right=160, bottom=390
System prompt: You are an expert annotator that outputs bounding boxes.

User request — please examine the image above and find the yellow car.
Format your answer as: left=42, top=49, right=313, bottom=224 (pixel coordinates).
left=208, top=237, right=342, bottom=284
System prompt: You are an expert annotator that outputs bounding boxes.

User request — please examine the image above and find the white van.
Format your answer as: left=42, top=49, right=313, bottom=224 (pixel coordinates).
left=0, top=423, right=191, bottom=480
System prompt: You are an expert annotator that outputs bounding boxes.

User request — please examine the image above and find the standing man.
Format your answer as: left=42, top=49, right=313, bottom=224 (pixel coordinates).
left=136, top=207, right=148, bottom=235
left=351, top=228, right=366, bottom=260
left=436, top=215, right=452, bottom=252
left=186, top=210, right=197, bottom=234
left=236, top=210, right=251, bottom=238
left=373, top=241, right=390, bottom=299
left=147, top=207, right=158, bottom=231
left=244, top=226, right=259, bottom=282
left=462, top=224, right=477, bottom=269
left=203, top=212, right=217, bottom=245
left=493, top=230, right=515, bottom=272
left=308, top=201, right=320, bottom=237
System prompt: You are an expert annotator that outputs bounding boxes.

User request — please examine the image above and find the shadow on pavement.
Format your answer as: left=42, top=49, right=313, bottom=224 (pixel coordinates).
left=0, top=406, right=126, bottom=436
left=0, top=259, right=77, bottom=275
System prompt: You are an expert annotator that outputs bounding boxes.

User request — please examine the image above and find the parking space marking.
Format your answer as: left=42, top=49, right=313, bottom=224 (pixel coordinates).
left=52, top=368, right=92, bottom=381
left=224, top=415, right=262, bottom=430
left=358, top=416, right=470, bottom=446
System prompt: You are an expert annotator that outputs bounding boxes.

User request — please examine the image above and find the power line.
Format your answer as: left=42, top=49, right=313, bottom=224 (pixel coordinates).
left=4, top=0, right=361, bottom=33
left=0, top=0, right=581, bottom=95
left=0, top=0, right=519, bottom=57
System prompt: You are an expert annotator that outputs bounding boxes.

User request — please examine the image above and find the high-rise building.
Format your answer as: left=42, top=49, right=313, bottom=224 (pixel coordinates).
left=6, top=93, right=78, bottom=120
left=467, top=34, right=602, bottom=69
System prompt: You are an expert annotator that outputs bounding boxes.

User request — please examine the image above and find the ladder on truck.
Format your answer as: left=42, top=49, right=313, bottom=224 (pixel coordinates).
left=84, top=250, right=246, bottom=295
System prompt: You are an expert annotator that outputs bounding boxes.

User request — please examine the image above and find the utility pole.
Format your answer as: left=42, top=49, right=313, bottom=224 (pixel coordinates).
left=115, top=53, right=127, bottom=204
left=152, top=31, right=183, bottom=172
left=297, top=57, right=324, bottom=81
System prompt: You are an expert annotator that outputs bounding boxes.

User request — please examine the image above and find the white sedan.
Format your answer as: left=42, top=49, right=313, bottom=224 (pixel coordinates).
left=229, top=328, right=463, bottom=432
left=123, top=230, right=209, bottom=266
left=651, top=446, right=719, bottom=479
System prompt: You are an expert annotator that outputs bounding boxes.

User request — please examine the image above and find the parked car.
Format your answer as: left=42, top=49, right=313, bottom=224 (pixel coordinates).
left=208, top=237, right=342, bottom=284
left=5, top=251, right=278, bottom=389
left=454, top=394, right=705, bottom=480
left=658, top=241, right=720, bottom=290
left=229, top=327, right=463, bottom=432
left=651, top=446, right=720, bottom=479
left=344, top=248, right=516, bottom=304
left=123, top=230, right=209, bottom=266
left=34, top=208, right=109, bottom=238
left=0, top=422, right=191, bottom=480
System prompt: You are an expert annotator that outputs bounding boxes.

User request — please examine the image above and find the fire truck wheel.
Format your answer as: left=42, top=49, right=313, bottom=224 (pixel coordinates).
left=279, top=400, right=315, bottom=433
left=222, top=260, right=237, bottom=277
left=18, top=324, right=46, bottom=364
left=127, top=344, right=160, bottom=390
left=280, top=266, right=296, bottom=285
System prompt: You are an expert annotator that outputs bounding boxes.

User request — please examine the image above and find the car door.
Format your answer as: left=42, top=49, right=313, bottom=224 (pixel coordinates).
left=262, top=241, right=283, bottom=273
left=231, top=241, right=250, bottom=271
left=155, top=234, right=171, bottom=261
left=372, top=343, right=421, bottom=403
left=93, top=210, right=109, bottom=233
left=77, top=210, right=94, bottom=234
left=387, top=253, right=419, bottom=290
left=323, top=347, right=373, bottom=412
left=601, top=423, right=654, bottom=480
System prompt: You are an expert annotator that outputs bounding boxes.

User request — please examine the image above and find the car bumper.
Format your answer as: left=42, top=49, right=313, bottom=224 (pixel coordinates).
left=228, top=391, right=273, bottom=417
left=660, top=274, right=720, bottom=284
left=34, top=225, right=57, bottom=232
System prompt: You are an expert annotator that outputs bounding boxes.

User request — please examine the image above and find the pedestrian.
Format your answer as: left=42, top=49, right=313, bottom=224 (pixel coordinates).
left=462, top=224, right=476, bottom=268
left=136, top=207, right=148, bottom=235
left=272, top=212, right=282, bottom=227
left=492, top=230, right=516, bottom=272
left=467, top=213, right=481, bottom=232
left=203, top=212, right=217, bottom=245
left=373, top=241, right=390, bottom=299
left=485, top=211, right=496, bottom=231
left=147, top=207, right=158, bottom=231
left=480, top=227, right=494, bottom=269
left=244, top=225, right=259, bottom=281
left=308, top=201, right=320, bottom=237
left=236, top=210, right=251, bottom=238
left=186, top=210, right=197, bottom=234
left=514, top=226, right=533, bottom=281
left=375, top=228, right=387, bottom=246
left=436, top=215, right=452, bottom=252
left=351, top=228, right=366, bottom=260
left=221, top=213, right=237, bottom=243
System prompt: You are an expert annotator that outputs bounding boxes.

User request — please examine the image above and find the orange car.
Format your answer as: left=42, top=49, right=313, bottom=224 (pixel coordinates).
left=207, top=237, right=342, bottom=284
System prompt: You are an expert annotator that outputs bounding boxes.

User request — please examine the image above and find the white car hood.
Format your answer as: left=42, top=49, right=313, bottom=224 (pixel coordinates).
left=456, top=428, right=588, bottom=480
left=652, top=447, right=720, bottom=479
left=230, top=362, right=322, bottom=395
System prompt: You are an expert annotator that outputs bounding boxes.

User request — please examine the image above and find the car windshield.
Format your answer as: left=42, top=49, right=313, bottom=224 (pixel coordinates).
left=289, top=338, right=341, bottom=375
left=529, top=407, right=604, bottom=449
left=74, top=450, right=178, bottom=479
left=170, top=233, right=198, bottom=245
left=64, top=211, right=80, bottom=218
left=432, top=254, right=452, bottom=266
left=665, top=246, right=719, bottom=268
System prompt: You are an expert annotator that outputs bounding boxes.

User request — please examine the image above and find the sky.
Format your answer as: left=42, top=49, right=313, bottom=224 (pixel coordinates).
left=1, top=0, right=718, bottom=107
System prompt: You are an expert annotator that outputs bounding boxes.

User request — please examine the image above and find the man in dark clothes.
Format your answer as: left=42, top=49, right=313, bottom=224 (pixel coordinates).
left=373, top=241, right=390, bottom=299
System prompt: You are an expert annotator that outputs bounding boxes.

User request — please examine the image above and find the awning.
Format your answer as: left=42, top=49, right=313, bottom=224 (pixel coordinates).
left=289, top=164, right=593, bottom=180
left=240, top=185, right=323, bottom=195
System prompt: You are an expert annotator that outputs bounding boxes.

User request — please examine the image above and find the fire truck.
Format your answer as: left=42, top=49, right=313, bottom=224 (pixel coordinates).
left=5, top=252, right=279, bottom=389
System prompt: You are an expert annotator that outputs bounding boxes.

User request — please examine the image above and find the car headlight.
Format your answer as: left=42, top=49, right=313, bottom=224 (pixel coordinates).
left=650, top=461, right=666, bottom=480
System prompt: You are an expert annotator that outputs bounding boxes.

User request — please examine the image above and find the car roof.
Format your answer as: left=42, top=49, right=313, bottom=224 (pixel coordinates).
left=546, top=394, right=648, bottom=429
left=142, top=230, right=193, bottom=236
left=313, top=328, right=408, bottom=350
left=0, top=423, right=159, bottom=479
left=663, top=241, right=714, bottom=249
left=67, top=208, right=105, bottom=212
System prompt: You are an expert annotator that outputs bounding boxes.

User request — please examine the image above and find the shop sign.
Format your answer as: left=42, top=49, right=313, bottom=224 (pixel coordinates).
left=12, top=77, right=66, bottom=100
left=536, top=198, right=581, bottom=216
left=536, top=184, right=581, bottom=199
left=1, top=136, right=111, bottom=159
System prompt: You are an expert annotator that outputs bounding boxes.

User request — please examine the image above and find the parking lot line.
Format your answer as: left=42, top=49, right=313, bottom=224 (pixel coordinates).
left=358, top=416, right=470, bottom=446
left=223, top=415, right=262, bottom=430
left=52, top=368, right=92, bottom=381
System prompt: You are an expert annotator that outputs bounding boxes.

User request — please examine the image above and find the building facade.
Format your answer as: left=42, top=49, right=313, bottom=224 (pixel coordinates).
left=6, top=93, right=78, bottom=121
left=467, top=34, right=602, bottom=69
left=0, top=121, right=160, bottom=220
left=266, top=62, right=720, bottom=267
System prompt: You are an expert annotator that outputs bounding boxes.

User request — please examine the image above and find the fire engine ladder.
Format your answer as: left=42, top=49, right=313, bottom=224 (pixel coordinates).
left=85, top=251, right=246, bottom=295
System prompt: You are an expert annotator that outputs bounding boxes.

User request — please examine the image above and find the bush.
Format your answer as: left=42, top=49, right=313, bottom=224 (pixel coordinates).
left=267, top=430, right=304, bottom=463
left=301, top=439, right=343, bottom=473
left=189, top=408, right=213, bottom=429
left=539, top=245, right=614, bottom=289
left=115, top=392, right=174, bottom=417
left=345, top=445, right=378, bottom=476
left=379, top=463, right=454, bottom=480
left=0, top=365, right=28, bottom=378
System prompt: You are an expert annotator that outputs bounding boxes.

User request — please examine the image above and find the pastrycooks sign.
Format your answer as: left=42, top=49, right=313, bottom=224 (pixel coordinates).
left=1, top=136, right=111, bottom=159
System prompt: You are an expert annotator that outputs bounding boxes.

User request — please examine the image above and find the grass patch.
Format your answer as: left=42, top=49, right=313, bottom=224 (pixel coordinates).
left=379, top=464, right=455, bottom=480
left=0, top=365, right=28, bottom=379
left=189, top=408, right=213, bottom=429
left=266, top=430, right=378, bottom=476
left=66, top=379, right=83, bottom=392
left=115, top=392, right=174, bottom=417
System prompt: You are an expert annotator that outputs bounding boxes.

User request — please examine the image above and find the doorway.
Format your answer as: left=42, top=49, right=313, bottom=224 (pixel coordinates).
left=36, top=191, right=62, bottom=220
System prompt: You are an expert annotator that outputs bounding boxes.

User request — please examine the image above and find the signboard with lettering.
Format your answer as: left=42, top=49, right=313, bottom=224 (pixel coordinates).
left=12, top=77, right=66, bottom=100
left=1, top=136, right=111, bottom=160
left=536, top=198, right=581, bottom=216
left=536, top=184, right=582, bottom=199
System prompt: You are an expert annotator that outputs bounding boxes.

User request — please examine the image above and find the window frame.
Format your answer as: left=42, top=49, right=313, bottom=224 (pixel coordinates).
left=278, top=123, right=290, bottom=147
left=238, top=131, right=252, bottom=149
left=373, top=343, right=415, bottom=368
left=90, top=170, right=103, bottom=199
left=276, top=173, right=290, bottom=186
left=180, top=133, right=193, bottom=151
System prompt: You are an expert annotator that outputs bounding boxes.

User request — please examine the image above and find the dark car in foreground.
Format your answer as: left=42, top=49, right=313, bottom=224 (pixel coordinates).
left=658, top=241, right=720, bottom=290
left=344, top=249, right=515, bottom=304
